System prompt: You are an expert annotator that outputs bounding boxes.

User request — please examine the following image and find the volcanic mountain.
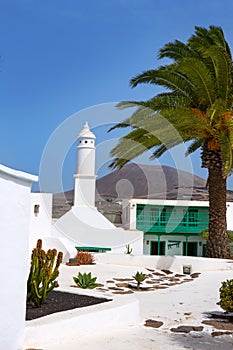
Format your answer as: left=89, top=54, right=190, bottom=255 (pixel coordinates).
left=96, top=163, right=207, bottom=201
left=53, top=163, right=233, bottom=218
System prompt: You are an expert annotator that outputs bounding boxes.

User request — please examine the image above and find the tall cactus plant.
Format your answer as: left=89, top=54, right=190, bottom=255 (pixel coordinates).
left=27, top=239, right=63, bottom=307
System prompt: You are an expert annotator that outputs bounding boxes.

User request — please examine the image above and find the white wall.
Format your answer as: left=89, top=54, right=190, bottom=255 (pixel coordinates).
left=143, top=234, right=205, bottom=256
left=226, top=202, right=233, bottom=230
left=95, top=253, right=233, bottom=273
left=0, top=164, right=37, bottom=350
left=29, top=192, right=53, bottom=249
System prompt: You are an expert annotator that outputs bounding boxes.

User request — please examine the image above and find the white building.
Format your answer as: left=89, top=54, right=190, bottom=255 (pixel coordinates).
left=121, top=198, right=233, bottom=257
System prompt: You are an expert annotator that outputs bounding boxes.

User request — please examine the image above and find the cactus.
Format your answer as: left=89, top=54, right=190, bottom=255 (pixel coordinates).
left=125, top=244, right=132, bottom=254
left=27, top=239, right=63, bottom=307
left=73, top=272, right=98, bottom=289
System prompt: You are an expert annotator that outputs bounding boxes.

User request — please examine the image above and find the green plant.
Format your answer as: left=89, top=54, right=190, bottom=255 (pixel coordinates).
left=75, top=251, right=95, bottom=265
left=132, top=271, right=147, bottom=290
left=217, top=279, right=233, bottom=313
left=125, top=244, right=132, bottom=254
left=27, top=239, right=63, bottom=307
left=73, top=272, right=98, bottom=289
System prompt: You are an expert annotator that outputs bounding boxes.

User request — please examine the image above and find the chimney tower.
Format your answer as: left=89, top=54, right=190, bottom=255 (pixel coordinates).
left=74, top=122, right=96, bottom=207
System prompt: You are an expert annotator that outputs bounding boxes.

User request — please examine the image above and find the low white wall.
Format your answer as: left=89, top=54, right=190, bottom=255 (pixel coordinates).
left=24, top=296, right=139, bottom=348
left=0, top=164, right=37, bottom=350
left=95, top=253, right=233, bottom=274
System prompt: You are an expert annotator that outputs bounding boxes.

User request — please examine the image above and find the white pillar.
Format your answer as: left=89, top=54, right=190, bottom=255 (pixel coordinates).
left=74, top=122, right=96, bottom=207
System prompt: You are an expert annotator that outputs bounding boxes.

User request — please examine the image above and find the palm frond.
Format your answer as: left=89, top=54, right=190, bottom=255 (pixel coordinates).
left=204, top=46, right=232, bottom=102
left=176, top=57, right=215, bottom=108
left=158, top=40, right=198, bottom=61
left=150, top=140, right=184, bottom=159
left=185, top=139, right=204, bottom=156
left=219, top=132, right=233, bottom=176
left=109, top=128, right=161, bottom=169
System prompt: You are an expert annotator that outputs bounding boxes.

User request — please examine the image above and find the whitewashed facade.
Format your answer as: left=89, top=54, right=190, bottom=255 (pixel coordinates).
left=122, top=198, right=233, bottom=257
left=0, top=164, right=37, bottom=350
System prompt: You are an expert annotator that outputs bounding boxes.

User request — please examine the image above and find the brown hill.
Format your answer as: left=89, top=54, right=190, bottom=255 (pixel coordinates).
left=53, top=163, right=233, bottom=218
left=52, top=163, right=233, bottom=218
left=96, top=163, right=207, bottom=200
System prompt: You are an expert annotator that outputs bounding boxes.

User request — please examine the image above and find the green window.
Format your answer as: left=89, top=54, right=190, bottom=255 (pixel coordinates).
left=136, top=204, right=209, bottom=234
left=188, top=209, right=198, bottom=227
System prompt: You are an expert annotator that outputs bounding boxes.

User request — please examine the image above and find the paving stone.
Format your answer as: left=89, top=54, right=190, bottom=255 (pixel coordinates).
left=108, top=287, right=124, bottom=291
left=190, top=273, right=201, bottom=278
left=112, top=290, right=134, bottom=295
left=152, top=272, right=166, bottom=276
left=144, top=319, right=163, bottom=328
left=161, top=269, right=173, bottom=275
left=115, top=283, right=129, bottom=288
left=146, top=280, right=159, bottom=284
left=170, top=325, right=204, bottom=333
left=211, top=331, right=233, bottom=337
left=202, top=320, right=233, bottom=330
left=113, top=278, right=134, bottom=281
left=168, top=277, right=181, bottom=282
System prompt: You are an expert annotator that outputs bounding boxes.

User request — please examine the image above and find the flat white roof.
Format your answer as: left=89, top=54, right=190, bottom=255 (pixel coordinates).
left=124, top=198, right=233, bottom=207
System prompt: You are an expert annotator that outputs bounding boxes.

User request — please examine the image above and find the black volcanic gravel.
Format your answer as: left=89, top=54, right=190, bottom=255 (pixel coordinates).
left=26, top=290, right=111, bottom=320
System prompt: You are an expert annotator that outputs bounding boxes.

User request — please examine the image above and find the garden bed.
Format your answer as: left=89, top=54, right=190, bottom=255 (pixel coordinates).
left=26, top=290, right=111, bottom=320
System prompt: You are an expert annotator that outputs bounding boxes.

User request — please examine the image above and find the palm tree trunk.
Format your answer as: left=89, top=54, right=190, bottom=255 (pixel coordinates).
left=206, top=165, right=231, bottom=258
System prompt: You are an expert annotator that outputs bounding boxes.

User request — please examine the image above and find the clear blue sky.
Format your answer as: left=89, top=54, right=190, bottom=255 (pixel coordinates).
left=1, top=0, right=233, bottom=192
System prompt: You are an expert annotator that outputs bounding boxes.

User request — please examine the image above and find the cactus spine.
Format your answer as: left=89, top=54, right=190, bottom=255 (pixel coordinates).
left=27, top=239, right=63, bottom=307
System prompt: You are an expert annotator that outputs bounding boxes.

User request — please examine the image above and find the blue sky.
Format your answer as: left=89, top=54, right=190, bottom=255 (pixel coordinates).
left=1, top=0, right=233, bottom=192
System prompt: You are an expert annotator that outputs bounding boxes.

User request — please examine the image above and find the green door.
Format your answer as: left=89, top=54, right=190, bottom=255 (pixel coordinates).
left=151, top=241, right=166, bottom=255
left=183, top=242, right=198, bottom=256
left=202, top=244, right=206, bottom=257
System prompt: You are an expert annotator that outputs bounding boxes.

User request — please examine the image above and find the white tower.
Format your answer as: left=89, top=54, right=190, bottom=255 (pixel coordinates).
left=74, top=122, right=96, bottom=207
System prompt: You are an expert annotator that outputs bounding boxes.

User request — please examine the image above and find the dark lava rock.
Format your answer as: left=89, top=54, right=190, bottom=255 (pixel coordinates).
left=144, top=319, right=163, bottom=328
left=211, top=331, right=233, bottom=337
left=161, top=269, right=173, bottom=275
left=202, top=320, right=233, bottom=330
left=170, top=325, right=204, bottom=333
left=190, top=273, right=201, bottom=278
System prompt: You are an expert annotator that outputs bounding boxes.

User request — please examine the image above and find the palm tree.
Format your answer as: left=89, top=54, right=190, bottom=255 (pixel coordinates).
left=109, top=26, right=233, bottom=259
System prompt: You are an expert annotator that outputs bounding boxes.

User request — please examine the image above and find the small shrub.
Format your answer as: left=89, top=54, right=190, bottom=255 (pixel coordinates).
left=73, top=272, right=98, bottom=289
left=217, top=279, right=233, bottom=313
left=132, top=271, right=147, bottom=290
left=75, top=251, right=95, bottom=265
left=27, top=239, right=63, bottom=307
